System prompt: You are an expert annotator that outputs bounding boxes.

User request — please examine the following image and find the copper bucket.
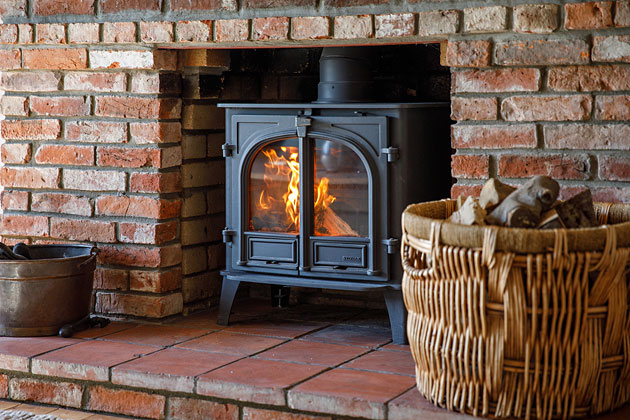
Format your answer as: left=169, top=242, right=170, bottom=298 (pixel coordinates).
left=0, top=245, right=96, bottom=336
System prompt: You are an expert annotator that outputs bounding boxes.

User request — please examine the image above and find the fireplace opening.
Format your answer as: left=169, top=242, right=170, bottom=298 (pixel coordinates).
left=189, top=44, right=452, bottom=344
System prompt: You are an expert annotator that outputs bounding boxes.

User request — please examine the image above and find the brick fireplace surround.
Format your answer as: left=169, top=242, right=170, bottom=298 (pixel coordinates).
left=0, top=0, right=629, bottom=418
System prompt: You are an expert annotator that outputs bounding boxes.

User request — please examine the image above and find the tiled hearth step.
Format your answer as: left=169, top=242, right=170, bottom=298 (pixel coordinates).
left=0, top=300, right=473, bottom=420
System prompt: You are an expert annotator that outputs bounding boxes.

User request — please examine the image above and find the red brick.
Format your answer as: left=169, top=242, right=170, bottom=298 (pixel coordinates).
left=103, top=22, right=137, bottom=43
left=291, top=17, right=330, bottom=40
left=1, top=167, right=60, bottom=189
left=23, top=48, right=88, bottom=70
left=1, top=143, right=32, bottom=164
left=65, top=121, right=128, bottom=143
left=452, top=124, right=537, bottom=149
left=94, top=268, right=129, bottom=290
left=450, top=183, right=483, bottom=199
left=87, top=385, right=165, bottom=419
left=18, top=24, right=33, bottom=43
left=51, top=217, right=116, bottom=242
left=1, top=191, right=29, bottom=211
left=565, top=1, right=613, bottom=29
left=595, top=95, right=630, bottom=119
left=616, top=1, right=630, bottom=26
left=97, top=146, right=160, bottom=168
left=97, top=244, right=182, bottom=268
left=0, top=72, right=60, bottom=92
left=243, top=408, right=330, bottom=420
left=544, top=124, right=630, bottom=150
left=333, top=15, right=373, bottom=39
left=169, top=397, right=238, bottom=420
left=215, top=19, right=249, bottom=42
left=68, top=23, right=100, bottom=43
left=0, top=0, right=26, bottom=17
left=130, top=172, right=182, bottom=193
left=599, top=155, right=630, bottom=180
left=594, top=35, right=630, bottom=62
left=30, top=96, right=90, bottom=117
left=35, top=23, right=66, bottom=44
left=31, top=192, right=92, bottom=216
left=499, top=154, right=591, bottom=179
left=90, top=49, right=154, bottom=69
left=95, top=292, right=183, bottom=317
left=63, top=169, right=126, bottom=192
left=1, top=119, right=60, bottom=140
left=417, top=10, right=459, bottom=36
left=375, top=13, right=415, bottom=38
left=35, top=144, right=94, bottom=165
left=0, top=49, right=21, bottom=69
left=463, top=6, right=508, bottom=33
left=548, top=65, right=630, bottom=91
left=0, top=215, right=49, bottom=237
left=495, top=39, right=589, bottom=65
left=182, top=161, right=224, bottom=188
left=119, top=221, right=178, bottom=244
left=1, top=95, right=28, bottom=116
left=95, top=96, right=181, bottom=119
left=177, top=20, right=213, bottom=42
left=253, top=17, right=290, bottom=41
left=0, top=375, right=7, bottom=398
left=452, top=68, right=540, bottom=93
left=140, top=21, right=174, bottom=43
left=9, top=378, right=83, bottom=408
left=153, top=50, right=179, bottom=71
left=101, top=0, right=160, bottom=13
left=450, top=97, right=497, bottom=120
left=0, top=24, right=18, bottom=44
left=513, top=4, right=560, bottom=33
left=501, top=95, right=592, bottom=121
left=64, top=72, right=127, bottom=92
left=451, top=154, right=490, bottom=179
left=590, top=186, right=630, bottom=202
left=441, top=40, right=492, bottom=67
left=207, top=188, right=225, bottom=214
left=171, top=0, right=237, bottom=11
left=96, top=196, right=181, bottom=219
left=33, top=0, right=94, bottom=15
left=130, top=122, right=182, bottom=144
left=129, top=268, right=181, bottom=293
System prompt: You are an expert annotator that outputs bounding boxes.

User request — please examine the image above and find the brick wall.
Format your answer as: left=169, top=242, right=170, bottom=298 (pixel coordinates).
left=1, top=1, right=629, bottom=319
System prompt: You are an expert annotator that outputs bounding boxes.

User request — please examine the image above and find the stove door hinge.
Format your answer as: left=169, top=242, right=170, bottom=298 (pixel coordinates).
left=222, top=228, right=236, bottom=245
left=295, top=117, right=311, bottom=138
left=382, top=238, right=400, bottom=254
left=381, top=147, right=399, bottom=162
left=222, top=144, right=235, bottom=158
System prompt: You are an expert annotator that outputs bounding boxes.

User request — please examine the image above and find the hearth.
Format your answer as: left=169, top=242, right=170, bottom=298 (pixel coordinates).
left=217, top=48, right=451, bottom=344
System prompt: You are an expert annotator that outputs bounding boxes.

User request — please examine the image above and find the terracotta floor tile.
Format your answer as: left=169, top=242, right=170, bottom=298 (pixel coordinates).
left=230, top=298, right=277, bottom=316
left=197, top=358, right=326, bottom=405
left=71, top=322, right=137, bottom=339
left=7, top=403, right=58, bottom=415
left=165, top=309, right=228, bottom=330
left=224, top=319, right=327, bottom=338
left=48, top=408, right=94, bottom=420
left=98, top=324, right=209, bottom=347
left=288, top=368, right=415, bottom=419
left=341, top=350, right=416, bottom=376
left=380, top=343, right=411, bottom=352
left=388, top=388, right=477, bottom=420
left=256, top=340, right=367, bottom=366
left=269, top=304, right=363, bottom=323
left=84, top=415, right=139, bottom=420
left=0, top=401, right=20, bottom=410
left=112, top=348, right=240, bottom=393
left=342, top=309, right=393, bottom=329
left=0, top=337, right=80, bottom=372
left=175, top=331, right=285, bottom=356
left=301, top=324, right=392, bottom=348
left=32, top=340, right=159, bottom=381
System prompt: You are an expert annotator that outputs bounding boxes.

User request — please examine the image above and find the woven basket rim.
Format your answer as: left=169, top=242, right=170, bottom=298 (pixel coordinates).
left=403, top=200, right=630, bottom=254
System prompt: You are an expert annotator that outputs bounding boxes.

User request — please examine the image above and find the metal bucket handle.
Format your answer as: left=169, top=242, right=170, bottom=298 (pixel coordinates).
left=77, top=247, right=98, bottom=269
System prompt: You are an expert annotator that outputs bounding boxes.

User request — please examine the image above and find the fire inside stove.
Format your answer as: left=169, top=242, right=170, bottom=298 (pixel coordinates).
left=248, top=138, right=368, bottom=237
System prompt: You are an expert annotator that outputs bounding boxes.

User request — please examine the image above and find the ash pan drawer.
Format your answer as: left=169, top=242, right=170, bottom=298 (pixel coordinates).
left=313, top=242, right=367, bottom=268
left=247, top=235, right=297, bottom=264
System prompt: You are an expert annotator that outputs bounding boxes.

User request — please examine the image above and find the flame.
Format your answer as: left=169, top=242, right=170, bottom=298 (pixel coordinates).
left=256, top=145, right=336, bottom=233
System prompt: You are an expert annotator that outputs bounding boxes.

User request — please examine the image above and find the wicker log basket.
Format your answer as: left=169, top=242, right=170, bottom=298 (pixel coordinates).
left=401, top=200, right=630, bottom=420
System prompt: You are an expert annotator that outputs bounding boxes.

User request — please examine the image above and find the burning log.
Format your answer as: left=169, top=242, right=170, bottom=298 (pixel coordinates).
left=316, top=207, right=359, bottom=236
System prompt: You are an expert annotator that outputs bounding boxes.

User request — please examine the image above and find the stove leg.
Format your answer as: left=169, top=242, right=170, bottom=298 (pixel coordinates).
left=217, top=278, right=240, bottom=326
left=383, top=289, right=408, bottom=345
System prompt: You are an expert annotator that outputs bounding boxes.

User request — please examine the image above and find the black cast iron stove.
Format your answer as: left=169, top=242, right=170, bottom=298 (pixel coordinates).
left=217, top=48, right=451, bottom=344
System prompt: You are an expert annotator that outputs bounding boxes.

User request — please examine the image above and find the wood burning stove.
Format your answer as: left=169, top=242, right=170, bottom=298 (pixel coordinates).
left=216, top=48, right=451, bottom=344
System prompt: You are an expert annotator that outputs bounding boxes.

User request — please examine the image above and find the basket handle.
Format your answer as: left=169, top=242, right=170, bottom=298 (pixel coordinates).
left=482, top=226, right=498, bottom=269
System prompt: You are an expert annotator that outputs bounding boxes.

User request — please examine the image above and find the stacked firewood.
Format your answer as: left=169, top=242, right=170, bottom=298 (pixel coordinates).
left=449, top=175, right=599, bottom=229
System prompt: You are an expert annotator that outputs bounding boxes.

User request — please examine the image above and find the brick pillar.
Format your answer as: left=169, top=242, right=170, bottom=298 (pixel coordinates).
left=0, top=44, right=185, bottom=318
